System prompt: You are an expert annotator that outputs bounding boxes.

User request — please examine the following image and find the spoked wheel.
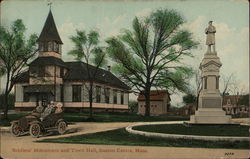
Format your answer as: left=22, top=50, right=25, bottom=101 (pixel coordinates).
left=57, top=121, right=67, bottom=135
left=29, top=123, right=41, bottom=138
left=10, top=123, right=21, bottom=137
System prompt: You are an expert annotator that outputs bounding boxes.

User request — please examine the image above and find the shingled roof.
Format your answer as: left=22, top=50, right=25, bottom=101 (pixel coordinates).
left=64, top=62, right=130, bottom=90
left=37, top=10, right=63, bottom=44
left=14, top=71, right=29, bottom=83
left=15, top=61, right=130, bottom=90
left=29, top=56, right=68, bottom=68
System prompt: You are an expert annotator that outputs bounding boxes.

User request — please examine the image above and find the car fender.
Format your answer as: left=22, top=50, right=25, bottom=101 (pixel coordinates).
left=10, top=120, right=19, bottom=124
left=55, top=119, right=67, bottom=127
left=29, top=121, right=43, bottom=128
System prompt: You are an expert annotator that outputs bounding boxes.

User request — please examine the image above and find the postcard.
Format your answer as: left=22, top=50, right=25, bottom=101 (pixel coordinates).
left=0, top=0, right=249, bottom=159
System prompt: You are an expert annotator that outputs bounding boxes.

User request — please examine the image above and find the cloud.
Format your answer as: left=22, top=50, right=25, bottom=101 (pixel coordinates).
left=96, top=14, right=129, bottom=40
left=135, top=8, right=152, bottom=17
left=58, top=21, right=85, bottom=61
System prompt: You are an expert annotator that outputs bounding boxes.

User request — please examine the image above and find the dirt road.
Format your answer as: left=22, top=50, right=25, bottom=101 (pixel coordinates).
left=1, top=122, right=249, bottom=159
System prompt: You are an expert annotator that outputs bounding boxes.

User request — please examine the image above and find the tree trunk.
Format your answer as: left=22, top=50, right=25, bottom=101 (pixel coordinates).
left=2, top=93, right=9, bottom=120
left=89, top=82, right=93, bottom=119
left=144, top=90, right=150, bottom=116
left=2, top=72, right=11, bottom=120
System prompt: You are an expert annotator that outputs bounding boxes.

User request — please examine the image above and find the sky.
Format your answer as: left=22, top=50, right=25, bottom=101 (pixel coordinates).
left=0, top=0, right=249, bottom=106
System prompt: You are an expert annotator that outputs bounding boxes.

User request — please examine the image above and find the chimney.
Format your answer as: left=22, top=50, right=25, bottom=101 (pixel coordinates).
left=107, top=66, right=111, bottom=72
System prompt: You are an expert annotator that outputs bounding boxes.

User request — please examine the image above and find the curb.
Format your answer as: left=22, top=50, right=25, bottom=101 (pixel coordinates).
left=0, top=127, right=9, bottom=133
left=125, top=121, right=250, bottom=142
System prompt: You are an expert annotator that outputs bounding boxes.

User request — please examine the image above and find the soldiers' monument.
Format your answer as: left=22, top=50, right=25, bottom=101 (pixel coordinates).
left=190, top=21, right=231, bottom=124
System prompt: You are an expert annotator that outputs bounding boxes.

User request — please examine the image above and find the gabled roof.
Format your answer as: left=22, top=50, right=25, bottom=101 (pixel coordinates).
left=37, top=10, right=63, bottom=44
left=138, top=90, right=171, bottom=101
left=29, top=56, right=68, bottom=68
left=64, top=62, right=130, bottom=90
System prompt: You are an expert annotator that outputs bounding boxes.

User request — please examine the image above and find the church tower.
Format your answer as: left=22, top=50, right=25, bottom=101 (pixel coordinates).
left=28, top=9, right=66, bottom=105
left=37, top=10, right=63, bottom=59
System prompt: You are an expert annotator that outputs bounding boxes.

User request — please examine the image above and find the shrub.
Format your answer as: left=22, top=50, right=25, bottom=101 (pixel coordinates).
left=0, top=93, right=15, bottom=110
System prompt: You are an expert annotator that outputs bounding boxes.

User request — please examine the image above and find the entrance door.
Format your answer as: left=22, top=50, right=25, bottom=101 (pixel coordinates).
left=36, top=93, right=49, bottom=106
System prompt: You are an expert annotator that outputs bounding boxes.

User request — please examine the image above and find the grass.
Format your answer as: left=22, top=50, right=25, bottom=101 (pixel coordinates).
left=63, top=112, right=189, bottom=122
left=0, top=112, right=29, bottom=126
left=0, top=111, right=189, bottom=126
left=133, top=124, right=250, bottom=137
left=38, top=128, right=250, bottom=149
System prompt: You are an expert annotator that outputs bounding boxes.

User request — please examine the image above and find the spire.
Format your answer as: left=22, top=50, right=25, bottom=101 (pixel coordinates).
left=37, top=10, right=63, bottom=44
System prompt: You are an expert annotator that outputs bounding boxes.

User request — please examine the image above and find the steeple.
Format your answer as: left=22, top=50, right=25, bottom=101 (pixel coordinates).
left=38, top=10, right=62, bottom=44
left=37, top=9, right=63, bottom=56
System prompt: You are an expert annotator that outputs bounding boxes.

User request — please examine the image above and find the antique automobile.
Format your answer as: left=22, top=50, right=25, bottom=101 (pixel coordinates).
left=10, top=105, right=67, bottom=138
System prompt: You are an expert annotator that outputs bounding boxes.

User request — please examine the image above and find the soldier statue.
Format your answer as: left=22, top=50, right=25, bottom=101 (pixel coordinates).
left=205, top=21, right=216, bottom=53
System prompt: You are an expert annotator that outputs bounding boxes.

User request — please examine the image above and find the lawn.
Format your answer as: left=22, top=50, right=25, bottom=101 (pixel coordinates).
left=38, top=128, right=250, bottom=149
left=0, top=111, right=189, bottom=126
left=0, top=112, right=29, bottom=126
left=133, top=124, right=250, bottom=137
left=63, top=112, right=189, bottom=122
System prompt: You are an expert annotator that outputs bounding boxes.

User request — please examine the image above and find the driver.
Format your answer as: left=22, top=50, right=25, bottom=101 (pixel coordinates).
left=34, top=101, right=44, bottom=113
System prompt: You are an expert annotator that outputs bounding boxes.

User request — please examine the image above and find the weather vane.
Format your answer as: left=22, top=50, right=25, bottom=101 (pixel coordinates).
left=47, top=1, right=52, bottom=10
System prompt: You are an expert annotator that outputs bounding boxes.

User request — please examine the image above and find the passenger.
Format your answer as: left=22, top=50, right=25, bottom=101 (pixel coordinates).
left=55, top=102, right=63, bottom=114
left=40, top=101, right=56, bottom=121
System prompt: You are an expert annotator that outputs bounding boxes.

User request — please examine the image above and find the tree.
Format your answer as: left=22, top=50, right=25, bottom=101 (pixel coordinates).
left=182, top=93, right=196, bottom=115
left=230, top=78, right=246, bottom=109
left=221, top=73, right=234, bottom=104
left=0, top=19, right=38, bottom=119
left=183, top=94, right=196, bottom=105
left=128, top=100, right=138, bottom=113
left=106, top=9, right=198, bottom=116
left=190, top=69, right=202, bottom=110
left=68, top=30, right=106, bottom=120
left=239, top=94, right=249, bottom=106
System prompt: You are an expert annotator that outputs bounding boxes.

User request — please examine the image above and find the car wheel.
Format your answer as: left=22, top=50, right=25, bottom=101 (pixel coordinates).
left=29, top=123, right=41, bottom=138
left=10, top=123, right=21, bottom=137
left=57, top=121, right=67, bottom=135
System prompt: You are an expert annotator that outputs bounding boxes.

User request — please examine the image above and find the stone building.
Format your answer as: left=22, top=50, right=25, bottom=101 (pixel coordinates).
left=137, top=90, right=171, bottom=116
left=14, top=10, right=130, bottom=112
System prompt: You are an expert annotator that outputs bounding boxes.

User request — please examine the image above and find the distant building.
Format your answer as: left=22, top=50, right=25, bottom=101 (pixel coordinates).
left=137, top=90, right=171, bottom=116
left=14, top=10, right=130, bottom=112
left=222, top=95, right=249, bottom=115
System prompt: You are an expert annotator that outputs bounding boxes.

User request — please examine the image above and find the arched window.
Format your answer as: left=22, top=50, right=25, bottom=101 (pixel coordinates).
left=58, top=44, right=62, bottom=53
left=48, top=41, right=53, bottom=51
left=44, top=42, right=48, bottom=51
left=54, top=42, right=59, bottom=53
left=39, top=42, right=44, bottom=52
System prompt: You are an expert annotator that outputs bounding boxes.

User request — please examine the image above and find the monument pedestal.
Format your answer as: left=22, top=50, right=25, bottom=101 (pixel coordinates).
left=190, top=108, right=231, bottom=124
left=188, top=52, right=232, bottom=124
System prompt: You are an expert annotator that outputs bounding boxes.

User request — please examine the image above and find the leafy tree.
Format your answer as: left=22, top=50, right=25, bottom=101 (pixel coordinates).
left=0, top=93, right=15, bottom=110
left=239, top=94, right=249, bottom=106
left=128, top=100, right=138, bottom=113
left=183, top=94, right=196, bottom=105
left=0, top=19, right=38, bottom=119
left=68, top=30, right=106, bottom=120
left=106, top=9, right=198, bottom=116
